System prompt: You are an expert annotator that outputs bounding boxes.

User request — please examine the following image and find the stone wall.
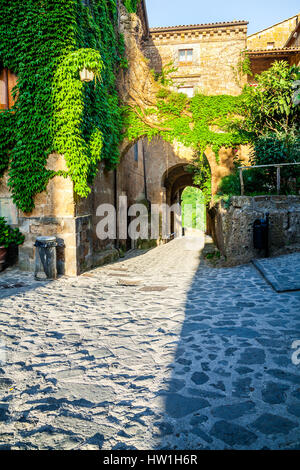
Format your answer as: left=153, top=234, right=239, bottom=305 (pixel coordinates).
left=0, top=154, right=118, bottom=276
left=0, top=155, right=79, bottom=276
left=0, top=172, right=18, bottom=225
left=208, top=196, right=300, bottom=266
left=15, top=154, right=78, bottom=276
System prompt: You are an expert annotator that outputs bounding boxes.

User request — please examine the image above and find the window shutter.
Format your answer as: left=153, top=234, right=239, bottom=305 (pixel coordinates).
left=0, top=68, right=17, bottom=110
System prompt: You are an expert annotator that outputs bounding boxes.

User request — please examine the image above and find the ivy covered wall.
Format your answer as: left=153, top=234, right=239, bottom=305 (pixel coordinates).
left=0, top=0, right=126, bottom=212
left=0, top=0, right=248, bottom=214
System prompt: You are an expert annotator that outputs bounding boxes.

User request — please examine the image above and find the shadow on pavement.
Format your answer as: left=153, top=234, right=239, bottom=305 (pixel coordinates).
left=0, top=269, right=50, bottom=300
left=157, top=240, right=300, bottom=450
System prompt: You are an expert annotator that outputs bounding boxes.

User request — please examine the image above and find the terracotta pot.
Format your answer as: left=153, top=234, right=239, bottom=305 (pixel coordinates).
left=0, top=246, right=7, bottom=272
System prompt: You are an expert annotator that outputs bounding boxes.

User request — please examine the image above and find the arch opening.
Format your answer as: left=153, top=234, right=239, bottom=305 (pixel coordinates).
left=181, top=186, right=206, bottom=237
left=118, top=136, right=212, bottom=245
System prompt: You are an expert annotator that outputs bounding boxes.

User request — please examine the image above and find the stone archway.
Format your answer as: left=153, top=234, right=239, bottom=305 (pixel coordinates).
left=162, top=163, right=199, bottom=205
left=162, top=163, right=200, bottom=238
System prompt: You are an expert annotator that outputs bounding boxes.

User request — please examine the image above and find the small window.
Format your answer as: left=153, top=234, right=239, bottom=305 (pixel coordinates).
left=178, top=49, right=193, bottom=64
left=267, top=42, right=275, bottom=50
left=134, top=143, right=139, bottom=162
left=178, top=86, right=194, bottom=98
left=0, top=68, right=17, bottom=110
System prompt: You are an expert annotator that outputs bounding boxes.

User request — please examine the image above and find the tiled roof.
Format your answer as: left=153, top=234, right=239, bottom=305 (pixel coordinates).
left=150, top=20, right=248, bottom=33
left=246, top=47, right=300, bottom=55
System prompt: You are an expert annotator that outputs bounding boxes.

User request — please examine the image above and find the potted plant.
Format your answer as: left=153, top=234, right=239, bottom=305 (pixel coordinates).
left=0, top=217, right=25, bottom=271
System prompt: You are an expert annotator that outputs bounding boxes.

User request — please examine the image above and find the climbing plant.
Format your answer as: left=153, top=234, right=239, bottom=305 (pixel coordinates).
left=123, top=90, right=249, bottom=160
left=0, top=0, right=124, bottom=212
left=123, top=0, right=140, bottom=13
left=0, top=111, right=15, bottom=178
left=0, top=0, right=249, bottom=212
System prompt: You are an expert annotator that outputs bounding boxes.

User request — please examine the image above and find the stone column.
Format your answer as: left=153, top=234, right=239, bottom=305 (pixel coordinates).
left=18, top=154, right=78, bottom=276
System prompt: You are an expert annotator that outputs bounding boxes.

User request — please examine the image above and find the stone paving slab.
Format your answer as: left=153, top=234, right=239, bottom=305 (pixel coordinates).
left=253, top=253, right=300, bottom=292
left=0, top=237, right=300, bottom=450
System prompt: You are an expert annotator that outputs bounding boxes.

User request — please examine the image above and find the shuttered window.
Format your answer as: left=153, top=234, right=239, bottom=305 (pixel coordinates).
left=178, top=49, right=193, bottom=64
left=0, top=68, right=17, bottom=110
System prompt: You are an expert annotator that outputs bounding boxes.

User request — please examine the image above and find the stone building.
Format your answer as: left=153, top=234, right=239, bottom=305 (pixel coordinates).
left=118, top=6, right=251, bottom=246
left=0, top=1, right=299, bottom=276
left=143, top=20, right=248, bottom=96
left=246, top=12, right=300, bottom=80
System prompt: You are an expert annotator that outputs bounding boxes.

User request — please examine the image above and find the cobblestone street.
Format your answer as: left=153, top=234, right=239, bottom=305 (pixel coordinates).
left=0, top=236, right=300, bottom=450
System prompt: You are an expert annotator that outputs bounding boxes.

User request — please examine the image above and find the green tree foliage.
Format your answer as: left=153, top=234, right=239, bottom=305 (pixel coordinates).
left=0, top=0, right=124, bottom=212
left=236, top=61, right=300, bottom=137
left=219, top=61, right=300, bottom=197
left=0, top=217, right=24, bottom=248
left=181, top=187, right=206, bottom=230
left=124, top=0, right=140, bottom=13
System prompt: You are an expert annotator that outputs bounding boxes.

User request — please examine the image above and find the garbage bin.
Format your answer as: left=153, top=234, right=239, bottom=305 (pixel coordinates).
left=34, top=236, right=58, bottom=280
left=253, top=213, right=269, bottom=257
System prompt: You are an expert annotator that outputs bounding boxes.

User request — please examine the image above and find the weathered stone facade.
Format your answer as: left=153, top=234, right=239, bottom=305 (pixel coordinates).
left=1, top=2, right=299, bottom=276
left=209, top=196, right=300, bottom=266
left=143, top=21, right=248, bottom=96
left=118, top=7, right=251, bottom=246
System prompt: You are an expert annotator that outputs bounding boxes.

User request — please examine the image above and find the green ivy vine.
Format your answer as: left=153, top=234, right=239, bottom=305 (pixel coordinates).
left=0, top=0, right=124, bottom=212
left=52, top=48, right=104, bottom=197
left=123, top=89, right=249, bottom=162
left=124, top=0, right=140, bottom=13
left=0, top=0, right=248, bottom=213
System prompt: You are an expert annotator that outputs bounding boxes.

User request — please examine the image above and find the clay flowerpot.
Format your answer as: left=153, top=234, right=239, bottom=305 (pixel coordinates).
left=0, top=246, right=7, bottom=272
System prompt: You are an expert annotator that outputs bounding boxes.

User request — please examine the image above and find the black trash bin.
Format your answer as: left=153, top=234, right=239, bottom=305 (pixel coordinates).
left=253, top=213, right=269, bottom=257
left=34, top=236, right=58, bottom=280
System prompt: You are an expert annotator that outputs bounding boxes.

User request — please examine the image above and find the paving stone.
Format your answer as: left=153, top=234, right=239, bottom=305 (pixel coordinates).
left=262, top=382, right=289, bottom=404
left=153, top=422, right=174, bottom=437
left=211, top=327, right=261, bottom=338
left=190, top=415, right=208, bottom=425
left=266, top=370, right=300, bottom=385
left=287, top=404, right=300, bottom=418
left=235, top=367, right=254, bottom=375
left=0, top=403, right=9, bottom=422
left=162, top=378, right=185, bottom=393
left=164, top=394, right=210, bottom=418
left=191, top=427, right=213, bottom=444
left=211, top=402, right=256, bottom=420
left=187, top=388, right=225, bottom=399
left=252, top=414, right=297, bottom=435
left=238, top=348, right=266, bottom=365
left=210, top=421, right=258, bottom=446
left=253, top=254, right=300, bottom=292
left=233, top=378, right=253, bottom=398
left=191, top=372, right=209, bottom=385
left=0, top=239, right=300, bottom=450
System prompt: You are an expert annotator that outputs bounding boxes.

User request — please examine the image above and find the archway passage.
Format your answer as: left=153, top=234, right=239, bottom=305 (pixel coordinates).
left=181, top=186, right=206, bottom=237
left=162, top=163, right=210, bottom=239
left=163, top=164, right=198, bottom=206
left=118, top=137, right=212, bottom=244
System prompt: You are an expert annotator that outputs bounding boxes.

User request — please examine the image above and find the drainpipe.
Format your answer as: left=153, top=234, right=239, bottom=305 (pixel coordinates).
left=4, top=68, right=9, bottom=109
left=117, top=0, right=120, bottom=29
left=142, top=141, right=150, bottom=208
left=114, top=169, right=119, bottom=250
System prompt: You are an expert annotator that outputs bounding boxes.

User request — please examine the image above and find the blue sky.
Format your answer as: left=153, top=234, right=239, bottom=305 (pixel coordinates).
left=145, top=0, right=300, bottom=35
